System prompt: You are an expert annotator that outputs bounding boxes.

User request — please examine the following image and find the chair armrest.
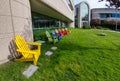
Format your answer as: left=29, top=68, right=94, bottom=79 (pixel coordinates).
left=27, top=42, right=41, bottom=50
left=27, top=42, right=41, bottom=46
left=17, top=49, right=37, bottom=54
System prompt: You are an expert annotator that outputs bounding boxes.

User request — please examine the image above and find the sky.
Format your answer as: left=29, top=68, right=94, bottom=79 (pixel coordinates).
left=74, top=0, right=107, bottom=9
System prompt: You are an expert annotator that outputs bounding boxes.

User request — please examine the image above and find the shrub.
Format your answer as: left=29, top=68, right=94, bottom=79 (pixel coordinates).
left=101, top=20, right=107, bottom=26
left=91, top=19, right=120, bottom=30
left=96, top=26, right=102, bottom=29
left=83, top=25, right=91, bottom=29
left=101, top=20, right=116, bottom=30
left=34, top=32, right=47, bottom=41
left=91, top=19, right=101, bottom=26
left=117, top=21, right=120, bottom=26
left=103, top=28, right=111, bottom=30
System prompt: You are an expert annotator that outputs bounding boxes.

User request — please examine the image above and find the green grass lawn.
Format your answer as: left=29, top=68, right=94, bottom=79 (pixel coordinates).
left=0, top=29, right=120, bottom=81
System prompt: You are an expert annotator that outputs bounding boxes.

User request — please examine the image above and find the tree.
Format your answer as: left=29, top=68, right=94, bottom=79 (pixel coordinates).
left=91, top=19, right=101, bottom=26
left=99, top=0, right=120, bottom=30
left=98, top=0, right=120, bottom=8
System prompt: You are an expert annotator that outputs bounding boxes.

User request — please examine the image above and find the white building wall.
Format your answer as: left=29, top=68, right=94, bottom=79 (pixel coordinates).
left=41, top=0, right=74, bottom=21
left=0, top=0, right=74, bottom=65
left=31, top=0, right=74, bottom=27
left=0, top=0, right=33, bottom=64
left=91, top=8, right=120, bottom=20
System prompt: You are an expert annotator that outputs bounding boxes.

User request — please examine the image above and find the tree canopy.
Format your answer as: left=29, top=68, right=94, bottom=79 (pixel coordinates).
left=99, top=0, right=120, bottom=8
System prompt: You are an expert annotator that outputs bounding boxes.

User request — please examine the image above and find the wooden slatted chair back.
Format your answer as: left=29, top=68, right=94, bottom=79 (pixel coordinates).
left=15, top=35, right=41, bottom=65
left=15, top=36, right=31, bottom=58
left=46, top=31, right=51, bottom=38
left=15, top=36, right=30, bottom=51
left=46, top=31, right=53, bottom=42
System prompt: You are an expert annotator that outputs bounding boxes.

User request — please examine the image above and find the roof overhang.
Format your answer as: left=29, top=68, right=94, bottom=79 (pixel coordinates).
left=30, top=0, right=72, bottom=22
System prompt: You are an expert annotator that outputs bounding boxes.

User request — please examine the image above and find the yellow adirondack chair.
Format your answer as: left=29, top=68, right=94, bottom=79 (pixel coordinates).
left=15, top=35, right=41, bottom=65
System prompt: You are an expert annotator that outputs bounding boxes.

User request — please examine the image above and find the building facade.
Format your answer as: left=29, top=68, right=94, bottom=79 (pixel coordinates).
left=31, top=0, right=74, bottom=28
left=91, top=8, right=120, bottom=21
left=75, top=1, right=90, bottom=28
left=0, top=0, right=74, bottom=64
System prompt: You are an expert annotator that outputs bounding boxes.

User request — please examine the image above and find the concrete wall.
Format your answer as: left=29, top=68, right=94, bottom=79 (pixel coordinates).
left=41, top=0, right=74, bottom=21
left=0, top=0, right=33, bottom=64
left=0, top=0, right=74, bottom=65
left=30, top=0, right=74, bottom=27
left=91, top=8, right=120, bottom=19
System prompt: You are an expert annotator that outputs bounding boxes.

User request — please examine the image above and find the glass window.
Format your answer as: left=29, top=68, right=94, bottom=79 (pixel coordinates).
left=75, top=8, right=78, bottom=16
left=32, top=13, right=68, bottom=28
left=81, top=3, right=89, bottom=21
left=111, top=13, right=120, bottom=18
left=111, top=14, right=116, bottom=17
left=75, top=18, right=78, bottom=27
left=100, top=14, right=107, bottom=18
left=66, top=0, right=73, bottom=10
left=117, top=14, right=120, bottom=18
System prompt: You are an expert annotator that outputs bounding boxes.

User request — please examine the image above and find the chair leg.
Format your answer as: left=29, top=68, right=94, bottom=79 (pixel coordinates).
left=33, top=60, right=37, bottom=65
left=33, top=55, right=39, bottom=65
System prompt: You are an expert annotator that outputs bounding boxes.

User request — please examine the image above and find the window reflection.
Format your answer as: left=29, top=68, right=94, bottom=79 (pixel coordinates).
left=66, top=0, right=73, bottom=10
left=81, top=3, right=89, bottom=21
left=75, top=7, right=78, bottom=27
left=100, top=13, right=120, bottom=18
left=32, top=13, right=68, bottom=28
left=75, top=1, right=90, bottom=27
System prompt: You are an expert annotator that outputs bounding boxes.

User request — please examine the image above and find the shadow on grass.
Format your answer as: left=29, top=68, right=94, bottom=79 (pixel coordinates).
left=8, top=40, right=22, bottom=61
left=57, top=42, right=118, bottom=51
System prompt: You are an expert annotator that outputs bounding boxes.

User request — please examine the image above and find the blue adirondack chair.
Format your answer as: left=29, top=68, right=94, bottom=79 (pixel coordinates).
left=52, top=30, right=62, bottom=40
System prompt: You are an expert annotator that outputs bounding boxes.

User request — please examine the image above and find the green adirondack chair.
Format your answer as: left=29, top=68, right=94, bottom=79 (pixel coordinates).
left=45, top=31, right=58, bottom=44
